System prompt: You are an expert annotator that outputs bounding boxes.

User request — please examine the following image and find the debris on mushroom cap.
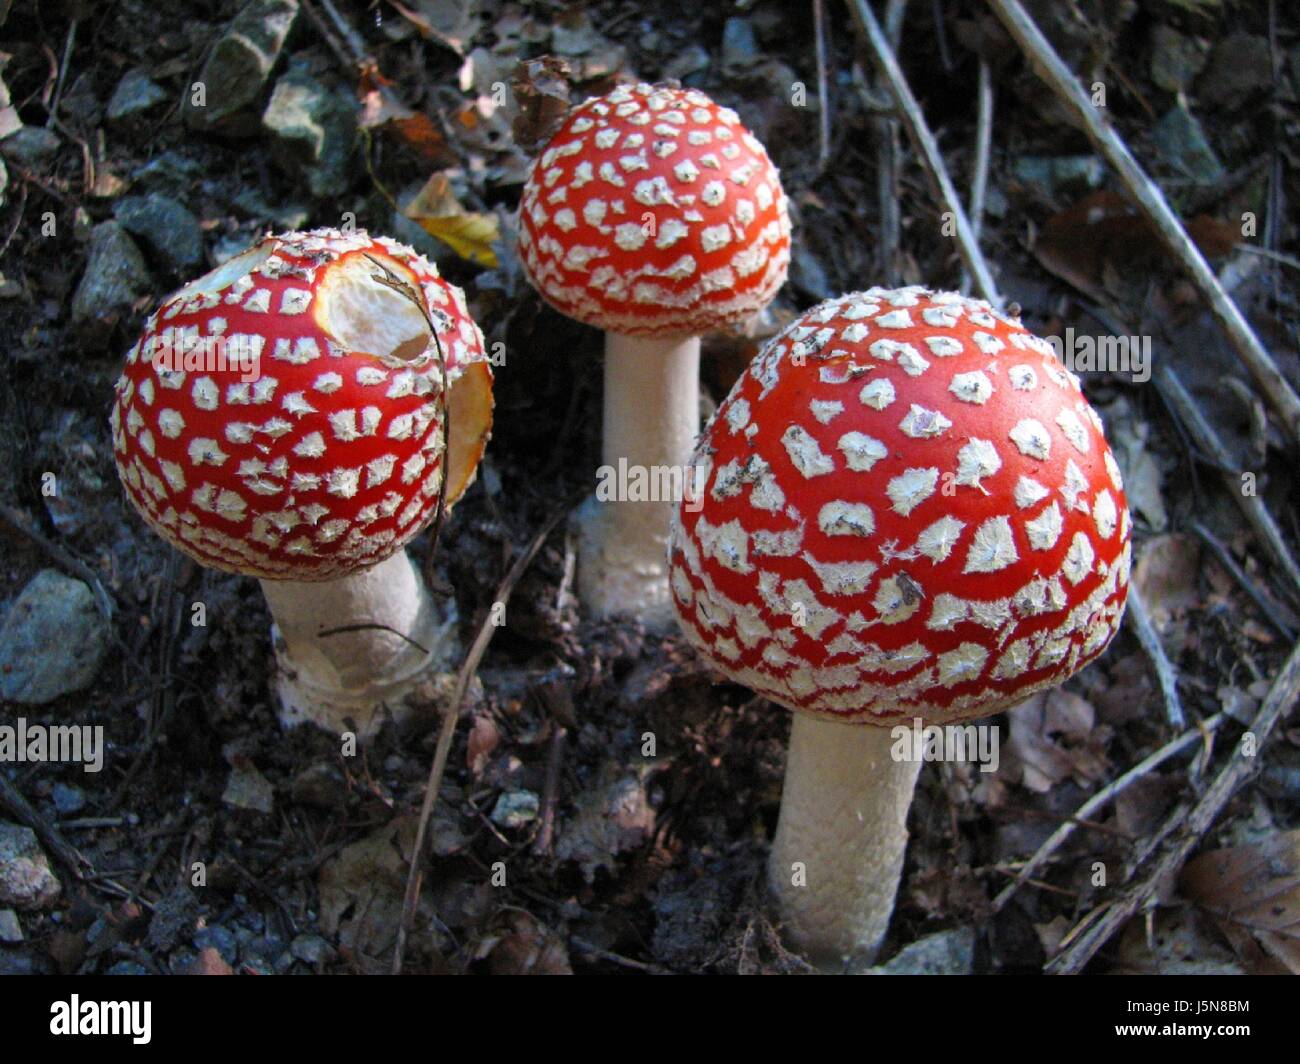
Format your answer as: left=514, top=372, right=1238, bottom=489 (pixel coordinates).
left=110, top=228, right=494, bottom=582
left=517, top=82, right=792, bottom=338
left=668, top=287, right=1132, bottom=726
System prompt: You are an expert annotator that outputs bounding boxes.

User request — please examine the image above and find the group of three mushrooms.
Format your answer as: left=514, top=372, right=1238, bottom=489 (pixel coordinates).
left=112, top=83, right=1131, bottom=969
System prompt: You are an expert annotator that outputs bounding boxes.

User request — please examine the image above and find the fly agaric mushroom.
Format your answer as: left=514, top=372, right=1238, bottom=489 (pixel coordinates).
left=668, top=286, right=1131, bottom=967
left=111, top=228, right=493, bottom=735
left=518, top=82, right=791, bottom=630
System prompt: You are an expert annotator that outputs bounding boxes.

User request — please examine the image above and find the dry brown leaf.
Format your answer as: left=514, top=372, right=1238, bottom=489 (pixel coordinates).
left=510, top=56, right=572, bottom=154
left=480, top=910, right=572, bottom=975
left=1005, top=688, right=1111, bottom=793
left=403, top=172, right=499, bottom=267
left=1181, top=830, right=1300, bottom=974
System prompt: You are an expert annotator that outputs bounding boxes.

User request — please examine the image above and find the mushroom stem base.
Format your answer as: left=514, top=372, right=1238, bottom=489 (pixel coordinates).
left=259, top=550, right=458, bottom=736
left=577, top=331, right=700, bottom=632
left=768, top=714, right=922, bottom=969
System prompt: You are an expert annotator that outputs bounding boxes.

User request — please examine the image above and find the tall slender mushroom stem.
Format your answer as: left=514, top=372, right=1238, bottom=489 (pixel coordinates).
left=768, top=716, right=921, bottom=968
left=577, top=332, right=700, bottom=632
left=260, top=550, right=457, bottom=735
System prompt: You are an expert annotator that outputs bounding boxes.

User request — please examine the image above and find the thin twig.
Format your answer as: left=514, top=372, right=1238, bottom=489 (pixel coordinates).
left=0, top=770, right=90, bottom=879
left=986, top=0, right=1300, bottom=446
left=812, top=0, right=832, bottom=172
left=848, top=0, right=1001, bottom=304
left=392, top=504, right=572, bottom=975
left=532, top=725, right=567, bottom=857
left=869, top=0, right=908, bottom=286
left=1124, top=585, right=1184, bottom=729
left=1046, top=640, right=1300, bottom=974
left=991, top=714, right=1223, bottom=913
left=1190, top=520, right=1296, bottom=640
left=960, top=57, right=994, bottom=293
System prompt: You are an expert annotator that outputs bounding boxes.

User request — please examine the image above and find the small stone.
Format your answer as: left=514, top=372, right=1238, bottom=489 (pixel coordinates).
left=132, top=151, right=204, bottom=195
left=106, top=68, right=168, bottom=122
left=146, top=886, right=200, bottom=952
left=222, top=761, right=275, bottom=815
left=261, top=67, right=357, bottom=199
left=1150, top=26, right=1208, bottom=95
left=868, top=927, right=975, bottom=975
left=290, top=933, right=334, bottom=965
left=490, top=790, right=539, bottom=828
left=0, top=126, right=60, bottom=169
left=722, top=17, right=760, bottom=72
left=663, top=44, right=710, bottom=84
left=105, top=960, right=149, bottom=975
left=0, top=569, right=110, bottom=703
left=51, top=783, right=85, bottom=816
left=1154, top=101, right=1225, bottom=185
left=113, top=193, right=205, bottom=272
left=289, top=762, right=347, bottom=810
left=0, top=822, right=61, bottom=911
left=0, top=908, right=22, bottom=943
left=184, top=0, right=300, bottom=134
left=1012, top=154, right=1106, bottom=198
left=1197, top=32, right=1272, bottom=109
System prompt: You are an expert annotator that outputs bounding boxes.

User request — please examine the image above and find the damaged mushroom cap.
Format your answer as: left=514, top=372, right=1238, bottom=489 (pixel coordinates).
left=517, top=82, right=791, bottom=337
left=668, top=286, right=1131, bottom=726
left=111, top=228, right=494, bottom=581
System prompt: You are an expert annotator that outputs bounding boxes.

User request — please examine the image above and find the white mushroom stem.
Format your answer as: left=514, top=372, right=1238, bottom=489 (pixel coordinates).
left=259, top=550, right=457, bottom=736
left=768, top=714, right=922, bottom=969
left=576, top=331, right=700, bottom=632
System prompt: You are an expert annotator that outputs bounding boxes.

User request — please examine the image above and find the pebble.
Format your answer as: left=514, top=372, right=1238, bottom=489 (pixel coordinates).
left=51, top=783, right=85, bottom=816
left=106, top=69, right=168, bottom=123
left=194, top=924, right=239, bottom=964
left=184, top=0, right=300, bottom=134
left=113, top=193, right=205, bottom=272
left=663, top=45, right=710, bottom=84
left=0, top=569, right=110, bottom=703
left=868, top=927, right=975, bottom=975
left=0, top=908, right=22, bottom=943
left=1154, top=101, right=1225, bottom=185
left=290, top=933, right=334, bottom=965
left=490, top=790, right=539, bottom=828
left=261, top=66, right=356, bottom=199
left=222, top=761, right=275, bottom=815
left=0, top=822, right=61, bottom=911
left=722, top=17, right=760, bottom=71
left=0, top=126, right=60, bottom=169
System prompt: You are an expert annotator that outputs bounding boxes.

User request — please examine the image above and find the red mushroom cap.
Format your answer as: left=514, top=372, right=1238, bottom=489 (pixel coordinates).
left=111, top=228, right=494, bottom=581
left=517, top=82, right=791, bottom=337
left=669, top=287, right=1131, bottom=725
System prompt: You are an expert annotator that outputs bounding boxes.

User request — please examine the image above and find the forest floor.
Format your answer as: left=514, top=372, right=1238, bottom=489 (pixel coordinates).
left=0, top=0, right=1298, bottom=974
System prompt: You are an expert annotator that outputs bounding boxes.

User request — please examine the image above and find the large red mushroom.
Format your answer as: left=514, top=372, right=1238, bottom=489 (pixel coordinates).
left=111, top=228, right=493, bottom=734
left=669, top=286, right=1131, bottom=966
left=518, top=82, right=791, bottom=629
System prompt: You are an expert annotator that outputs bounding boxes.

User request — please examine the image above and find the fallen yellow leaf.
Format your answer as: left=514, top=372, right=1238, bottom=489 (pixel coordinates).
left=403, top=173, right=499, bottom=268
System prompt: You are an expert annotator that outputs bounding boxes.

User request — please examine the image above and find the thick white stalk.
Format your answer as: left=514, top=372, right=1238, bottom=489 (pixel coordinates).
left=768, top=714, right=922, bottom=969
left=576, top=331, right=700, bottom=632
left=259, top=550, right=457, bottom=736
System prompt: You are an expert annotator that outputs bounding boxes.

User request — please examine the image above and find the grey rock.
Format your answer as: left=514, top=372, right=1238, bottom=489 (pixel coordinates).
left=868, top=927, right=975, bottom=975
left=1012, top=154, right=1106, bottom=198
left=0, top=126, right=60, bottom=169
left=132, top=151, right=204, bottom=195
left=184, top=0, right=299, bottom=134
left=1150, top=26, right=1208, bottom=95
left=290, top=933, right=334, bottom=965
left=0, top=569, right=109, bottom=703
left=1154, top=102, right=1225, bottom=185
left=222, top=761, right=275, bottom=814
left=51, top=783, right=85, bottom=816
left=106, top=68, right=168, bottom=122
left=261, top=67, right=357, bottom=199
left=105, top=960, right=149, bottom=975
left=0, top=822, right=61, bottom=911
left=490, top=790, right=539, bottom=828
left=0, top=908, right=22, bottom=942
left=722, top=17, right=760, bottom=71
left=663, top=44, right=710, bottom=84
left=231, top=187, right=309, bottom=231
left=1197, top=32, right=1272, bottom=110
left=113, top=193, right=205, bottom=272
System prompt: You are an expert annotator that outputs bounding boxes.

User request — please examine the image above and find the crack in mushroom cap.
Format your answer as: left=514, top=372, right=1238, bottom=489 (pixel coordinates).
left=517, top=83, right=791, bottom=338
left=668, top=287, right=1131, bottom=725
left=111, top=228, right=494, bottom=581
